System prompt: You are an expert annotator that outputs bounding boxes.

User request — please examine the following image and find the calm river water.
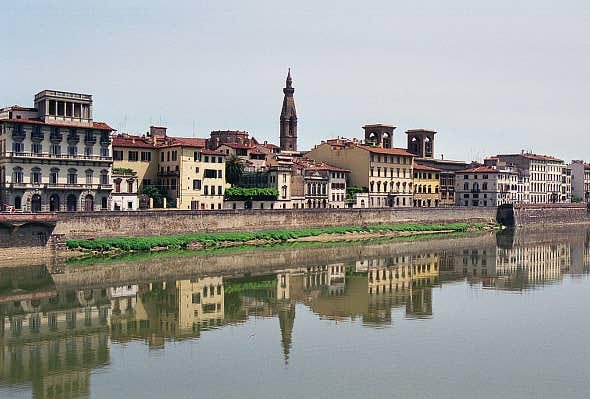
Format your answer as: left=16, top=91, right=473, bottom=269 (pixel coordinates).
left=1, top=227, right=589, bottom=399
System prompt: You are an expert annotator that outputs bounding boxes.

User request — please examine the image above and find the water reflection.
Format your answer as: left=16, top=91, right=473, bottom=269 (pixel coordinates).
left=1, top=227, right=589, bottom=398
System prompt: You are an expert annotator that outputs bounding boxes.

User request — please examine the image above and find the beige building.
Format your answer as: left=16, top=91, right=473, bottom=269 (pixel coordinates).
left=307, top=133, right=415, bottom=208
left=0, top=90, right=114, bottom=212
left=113, top=126, right=226, bottom=210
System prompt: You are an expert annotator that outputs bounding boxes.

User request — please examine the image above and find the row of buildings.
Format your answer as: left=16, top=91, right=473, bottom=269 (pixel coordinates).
left=1, top=73, right=589, bottom=212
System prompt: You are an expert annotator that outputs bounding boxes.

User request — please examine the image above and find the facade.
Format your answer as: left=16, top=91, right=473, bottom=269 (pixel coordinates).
left=455, top=166, right=518, bottom=207
left=412, top=164, right=440, bottom=207
left=0, top=90, right=114, bottom=212
left=496, top=153, right=568, bottom=203
left=111, top=170, right=139, bottom=211
left=307, top=136, right=415, bottom=208
left=279, top=69, right=298, bottom=152
left=570, top=160, right=590, bottom=202
left=113, top=127, right=226, bottom=210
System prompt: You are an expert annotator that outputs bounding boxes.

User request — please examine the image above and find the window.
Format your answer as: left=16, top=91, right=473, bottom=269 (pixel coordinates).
left=204, top=169, right=217, bottom=178
left=85, top=170, right=93, bottom=184
left=49, top=169, right=59, bottom=185
left=171, top=151, right=177, bottom=161
left=160, top=152, right=164, bottom=162
left=141, top=151, right=151, bottom=161
left=85, top=146, right=93, bottom=157
left=204, top=156, right=209, bottom=163
left=115, top=180, right=121, bottom=193
left=218, top=170, right=223, bottom=178
left=193, top=179, right=201, bottom=190
left=68, top=145, right=77, bottom=157
left=128, top=181, right=134, bottom=193
left=211, top=186, right=216, bottom=195
left=218, top=157, right=223, bottom=163
left=218, top=185, right=222, bottom=195
left=12, top=167, right=23, bottom=183
left=113, top=150, right=123, bottom=160
left=100, top=147, right=109, bottom=158
left=204, top=186, right=209, bottom=195
left=12, top=142, right=24, bottom=153
left=464, top=182, right=469, bottom=190
left=67, top=169, right=78, bottom=185
left=193, top=151, right=201, bottom=161
left=128, top=151, right=138, bottom=161
left=100, top=170, right=109, bottom=185
left=31, top=143, right=42, bottom=154
left=31, top=168, right=42, bottom=185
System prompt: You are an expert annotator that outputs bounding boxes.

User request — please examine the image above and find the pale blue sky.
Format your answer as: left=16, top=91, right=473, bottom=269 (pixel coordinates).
left=1, top=0, right=589, bottom=162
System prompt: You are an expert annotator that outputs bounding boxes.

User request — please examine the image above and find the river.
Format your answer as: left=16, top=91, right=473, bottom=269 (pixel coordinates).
left=1, top=227, right=589, bottom=399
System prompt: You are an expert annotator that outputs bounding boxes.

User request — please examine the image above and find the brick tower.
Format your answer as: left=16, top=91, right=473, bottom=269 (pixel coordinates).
left=280, top=69, right=298, bottom=152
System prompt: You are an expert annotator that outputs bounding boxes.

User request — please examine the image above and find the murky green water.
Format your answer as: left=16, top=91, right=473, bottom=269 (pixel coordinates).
left=1, top=228, right=589, bottom=399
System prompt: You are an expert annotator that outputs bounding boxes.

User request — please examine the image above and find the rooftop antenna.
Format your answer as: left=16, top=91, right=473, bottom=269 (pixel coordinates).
left=192, top=120, right=196, bottom=138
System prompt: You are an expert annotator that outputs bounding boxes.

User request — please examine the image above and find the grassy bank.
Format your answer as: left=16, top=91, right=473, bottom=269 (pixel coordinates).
left=66, top=222, right=492, bottom=253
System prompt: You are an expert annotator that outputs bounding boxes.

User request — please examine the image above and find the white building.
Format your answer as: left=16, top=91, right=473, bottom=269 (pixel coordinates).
left=570, top=160, right=590, bottom=202
left=0, top=90, right=114, bottom=212
left=455, top=165, right=518, bottom=207
left=111, top=170, right=139, bottom=210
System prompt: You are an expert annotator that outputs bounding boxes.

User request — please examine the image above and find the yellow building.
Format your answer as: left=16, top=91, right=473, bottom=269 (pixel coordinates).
left=412, top=164, right=441, bottom=207
left=306, top=137, right=415, bottom=207
left=112, top=126, right=226, bottom=210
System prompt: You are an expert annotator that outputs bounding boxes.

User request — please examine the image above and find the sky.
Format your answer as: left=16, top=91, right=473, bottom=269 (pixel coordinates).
left=1, top=0, right=589, bottom=162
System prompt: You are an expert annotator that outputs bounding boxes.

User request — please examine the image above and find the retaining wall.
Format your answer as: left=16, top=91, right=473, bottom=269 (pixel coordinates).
left=53, top=207, right=497, bottom=240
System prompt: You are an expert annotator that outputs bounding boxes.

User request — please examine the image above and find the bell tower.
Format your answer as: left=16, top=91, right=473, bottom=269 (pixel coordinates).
left=406, top=129, right=436, bottom=158
left=280, top=69, right=298, bottom=152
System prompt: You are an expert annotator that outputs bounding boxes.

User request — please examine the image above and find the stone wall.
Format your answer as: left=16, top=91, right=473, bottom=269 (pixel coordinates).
left=513, top=203, right=590, bottom=226
left=53, top=207, right=498, bottom=240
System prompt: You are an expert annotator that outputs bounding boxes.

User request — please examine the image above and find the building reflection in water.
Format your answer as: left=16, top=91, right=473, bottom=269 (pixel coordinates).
left=1, top=227, right=589, bottom=396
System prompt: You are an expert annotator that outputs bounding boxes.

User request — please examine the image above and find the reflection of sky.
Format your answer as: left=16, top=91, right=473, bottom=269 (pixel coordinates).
left=71, top=277, right=590, bottom=399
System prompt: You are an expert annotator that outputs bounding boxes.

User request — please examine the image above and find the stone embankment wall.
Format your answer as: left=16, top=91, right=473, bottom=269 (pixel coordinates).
left=54, top=207, right=497, bottom=240
left=53, top=232, right=498, bottom=289
left=512, top=203, right=590, bottom=226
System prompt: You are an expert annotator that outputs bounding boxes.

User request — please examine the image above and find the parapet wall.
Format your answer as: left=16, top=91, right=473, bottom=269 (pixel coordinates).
left=54, top=207, right=497, bottom=240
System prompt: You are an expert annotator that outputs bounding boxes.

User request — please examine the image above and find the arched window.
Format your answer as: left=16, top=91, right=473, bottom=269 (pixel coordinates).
left=463, top=182, right=469, bottom=190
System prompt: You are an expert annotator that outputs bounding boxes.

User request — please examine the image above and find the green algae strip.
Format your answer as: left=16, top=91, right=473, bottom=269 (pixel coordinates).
left=66, top=222, right=491, bottom=252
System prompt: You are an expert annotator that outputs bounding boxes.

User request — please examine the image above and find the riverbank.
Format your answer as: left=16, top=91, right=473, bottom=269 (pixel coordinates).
left=65, top=222, right=498, bottom=256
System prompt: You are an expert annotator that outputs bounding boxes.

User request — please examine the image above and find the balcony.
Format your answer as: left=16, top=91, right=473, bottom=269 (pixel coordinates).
left=12, top=128, right=25, bottom=141
left=8, top=183, right=112, bottom=190
left=158, top=170, right=180, bottom=177
left=5, top=151, right=112, bottom=162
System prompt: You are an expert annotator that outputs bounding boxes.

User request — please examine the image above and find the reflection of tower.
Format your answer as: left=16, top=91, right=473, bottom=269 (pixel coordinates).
left=406, top=129, right=436, bottom=158
left=277, top=302, right=295, bottom=365
left=280, top=69, right=298, bottom=152
left=363, top=124, right=395, bottom=148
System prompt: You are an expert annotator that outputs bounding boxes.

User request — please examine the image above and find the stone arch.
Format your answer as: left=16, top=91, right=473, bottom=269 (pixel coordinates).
left=49, top=193, right=61, bottom=212
left=84, top=194, right=94, bottom=212
left=31, top=194, right=42, bottom=212
left=66, top=193, right=78, bottom=212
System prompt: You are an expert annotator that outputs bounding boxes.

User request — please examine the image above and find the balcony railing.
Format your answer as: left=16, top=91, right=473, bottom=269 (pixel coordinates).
left=5, top=151, right=112, bottom=162
left=158, top=170, right=180, bottom=177
left=8, top=182, right=113, bottom=190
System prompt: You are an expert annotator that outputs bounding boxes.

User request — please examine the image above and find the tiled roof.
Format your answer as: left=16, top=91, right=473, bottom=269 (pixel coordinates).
left=262, top=143, right=280, bottom=149
left=498, top=153, right=563, bottom=162
left=112, top=134, right=155, bottom=148
left=357, top=145, right=415, bottom=157
left=458, top=166, right=499, bottom=174
left=201, top=149, right=225, bottom=156
left=2, top=117, right=115, bottom=131
left=413, top=164, right=440, bottom=172
left=161, top=137, right=207, bottom=148
left=306, top=164, right=350, bottom=173
left=218, top=143, right=256, bottom=150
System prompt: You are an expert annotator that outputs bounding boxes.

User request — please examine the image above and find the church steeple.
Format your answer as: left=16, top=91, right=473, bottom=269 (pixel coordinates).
left=280, top=68, right=297, bottom=152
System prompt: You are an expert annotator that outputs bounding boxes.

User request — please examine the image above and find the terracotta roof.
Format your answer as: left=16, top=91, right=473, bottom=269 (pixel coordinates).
left=306, top=165, right=350, bottom=173
left=498, top=153, right=563, bottom=162
left=357, top=145, right=415, bottom=157
left=201, top=149, right=225, bottom=156
left=458, top=166, right=499, bottom=174
left=263, top=143, right=280, bottom=149
left=218, top=143, right=256, bottom=150
left=112, top=134, right=155, bottom=148
left=413, top=164, right=440, bottom=172
left=2, top=117, right=115, bottom=131
left=161, top=137, right=207, bottom=148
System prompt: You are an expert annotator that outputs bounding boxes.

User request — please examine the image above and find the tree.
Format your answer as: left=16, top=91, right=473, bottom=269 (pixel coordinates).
left=225, top=154, right=245, bottom=186
left=139, top=185, right=165, bottom=208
